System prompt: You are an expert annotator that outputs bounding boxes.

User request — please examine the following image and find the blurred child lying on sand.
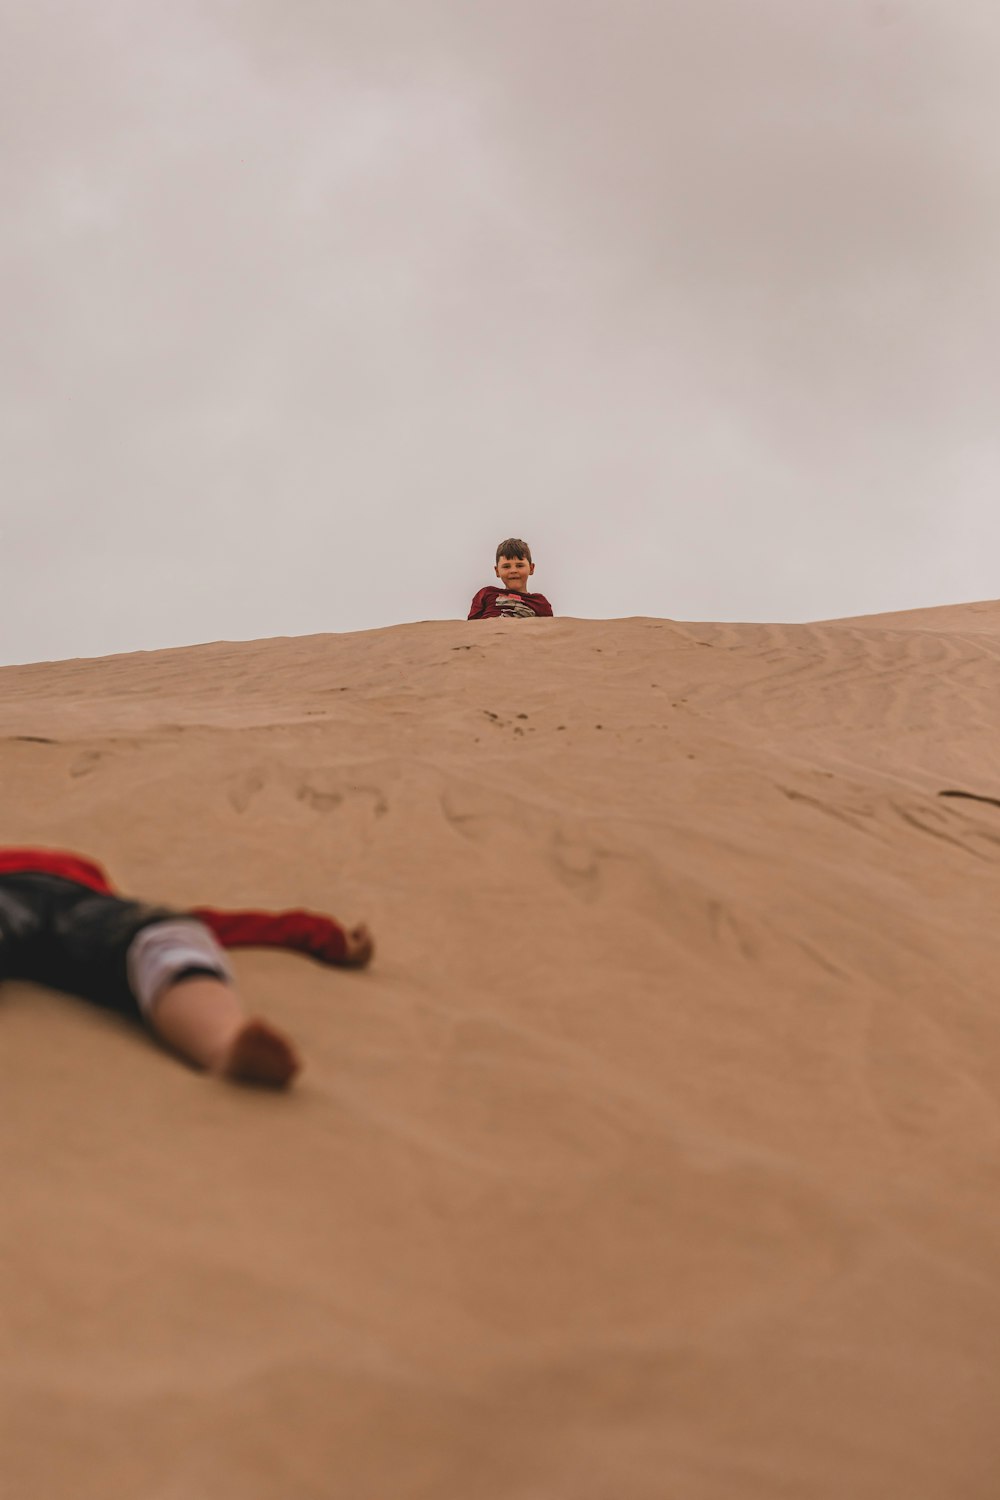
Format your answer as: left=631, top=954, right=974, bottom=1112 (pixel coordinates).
left=0, top=847, right=372, bottom=1088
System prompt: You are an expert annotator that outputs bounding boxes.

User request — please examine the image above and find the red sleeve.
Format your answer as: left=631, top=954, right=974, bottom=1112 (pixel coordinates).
left=468, top=588, right=490, bottom=620
left=530, top=594, right=554, bottom=617
left=190, top=906, right=351, bottom=965
left=0, top=848, right=115, bottom=893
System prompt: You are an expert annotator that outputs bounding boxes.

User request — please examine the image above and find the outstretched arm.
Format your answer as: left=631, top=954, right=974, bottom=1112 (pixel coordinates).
left=189, top=906, right=374, bottom=967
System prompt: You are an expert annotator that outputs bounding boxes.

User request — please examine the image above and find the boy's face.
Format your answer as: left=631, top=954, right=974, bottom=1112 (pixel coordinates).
left=495, top=554, right=535, bottom=593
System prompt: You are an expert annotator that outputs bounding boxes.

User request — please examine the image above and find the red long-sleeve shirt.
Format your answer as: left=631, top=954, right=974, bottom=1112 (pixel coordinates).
left=0, top=848, right=353, bottom=965
left=467, top=588, right=553, bottom=620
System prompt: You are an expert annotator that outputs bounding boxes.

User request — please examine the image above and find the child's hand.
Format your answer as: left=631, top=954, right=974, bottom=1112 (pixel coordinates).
left=341, top=923, right=374, bottom=967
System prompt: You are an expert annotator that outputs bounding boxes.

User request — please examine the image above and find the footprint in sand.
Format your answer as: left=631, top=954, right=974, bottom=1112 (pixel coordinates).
left=69, top=750, right=104, bottom=779
left=295, top=782, right=344, bottom=813
left=551, top=828, right=602, bottom=898
left=296, top=778, right=387, bottom=819
left=706, top=899, right=759, bottom=961
left=440, top=788, right=489, bottom=841
left=228, top=771, right=266, bottom=813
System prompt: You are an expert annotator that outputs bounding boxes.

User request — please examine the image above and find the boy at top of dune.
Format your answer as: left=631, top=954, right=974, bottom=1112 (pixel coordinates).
left=0, top=846, right=373, bottom=1088
left=467, top=538, right=554, bottom=620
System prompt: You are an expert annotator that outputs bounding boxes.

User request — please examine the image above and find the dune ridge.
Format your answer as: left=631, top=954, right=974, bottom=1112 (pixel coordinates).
left=3, top=603, right=1000, bottom=1499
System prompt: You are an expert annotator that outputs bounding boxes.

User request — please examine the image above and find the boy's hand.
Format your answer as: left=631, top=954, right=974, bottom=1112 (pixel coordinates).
left=340, top=923, right=374, bottom=967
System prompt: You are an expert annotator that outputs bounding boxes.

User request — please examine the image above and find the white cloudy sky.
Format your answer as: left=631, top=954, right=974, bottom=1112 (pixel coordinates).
left=2, top=0, right=999, bottom=665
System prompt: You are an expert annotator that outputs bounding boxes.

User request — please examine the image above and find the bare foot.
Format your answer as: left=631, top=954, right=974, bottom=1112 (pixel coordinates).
left=215, top=1018, right=302, bottom=1088
left=341, top=922, right=374, bottom=968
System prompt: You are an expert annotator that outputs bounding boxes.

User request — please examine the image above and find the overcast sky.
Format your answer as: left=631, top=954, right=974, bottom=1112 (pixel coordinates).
left=2, top=0, right=998, bottom=665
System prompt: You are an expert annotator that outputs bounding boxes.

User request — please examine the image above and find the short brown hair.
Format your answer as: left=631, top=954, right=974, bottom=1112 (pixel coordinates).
left=496, top=537, right=532, bottom=564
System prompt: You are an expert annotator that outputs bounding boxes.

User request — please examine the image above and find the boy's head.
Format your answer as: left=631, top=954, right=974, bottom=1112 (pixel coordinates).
left=494, top=537, right=535, bottom=593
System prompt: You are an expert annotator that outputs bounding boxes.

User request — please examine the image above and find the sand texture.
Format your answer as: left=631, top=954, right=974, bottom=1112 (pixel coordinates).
left=3, top=605, right=1000, bottom=1499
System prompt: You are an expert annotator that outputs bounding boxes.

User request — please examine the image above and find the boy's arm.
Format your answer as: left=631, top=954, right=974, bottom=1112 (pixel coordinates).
left=189, top=906, right=371, bottom=967
left=530, top=594, right=554, bottom=617
left=468, top=588, right=491, bottom=620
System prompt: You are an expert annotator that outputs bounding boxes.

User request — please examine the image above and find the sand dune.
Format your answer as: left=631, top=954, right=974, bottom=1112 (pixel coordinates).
left=3, top=604, right=1000, bottom=1499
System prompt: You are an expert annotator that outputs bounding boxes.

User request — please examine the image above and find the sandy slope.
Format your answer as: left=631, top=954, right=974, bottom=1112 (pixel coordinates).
left=3, top=605, right=1000, bottom=1500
